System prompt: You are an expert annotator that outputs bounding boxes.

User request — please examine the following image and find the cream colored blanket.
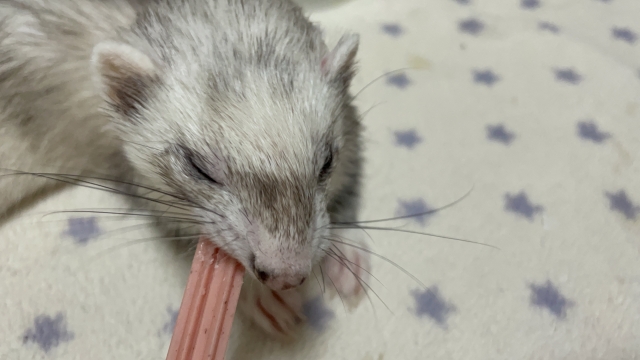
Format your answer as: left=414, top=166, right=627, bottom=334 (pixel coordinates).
left=2, top=0, right=640, bottom=359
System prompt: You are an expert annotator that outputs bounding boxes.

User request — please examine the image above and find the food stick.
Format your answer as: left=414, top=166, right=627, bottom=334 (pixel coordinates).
left=166, top=237, right=245, bottom=360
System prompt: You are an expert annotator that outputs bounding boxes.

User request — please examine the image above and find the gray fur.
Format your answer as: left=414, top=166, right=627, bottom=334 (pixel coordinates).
left=0, top=0, right=363, bottom=294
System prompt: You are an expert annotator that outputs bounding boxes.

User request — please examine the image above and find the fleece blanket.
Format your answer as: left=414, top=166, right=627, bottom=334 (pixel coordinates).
left=2, top=0, right=640, bottom=359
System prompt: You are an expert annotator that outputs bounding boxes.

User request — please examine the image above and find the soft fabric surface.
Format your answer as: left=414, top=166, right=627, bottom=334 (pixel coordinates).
left=2, top=0, right=640, bottom=359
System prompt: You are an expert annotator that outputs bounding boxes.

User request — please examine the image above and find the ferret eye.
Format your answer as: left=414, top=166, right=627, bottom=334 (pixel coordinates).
left=318, top=151, right=333, bottom=182
left=188, top=156, right=220, bottom=185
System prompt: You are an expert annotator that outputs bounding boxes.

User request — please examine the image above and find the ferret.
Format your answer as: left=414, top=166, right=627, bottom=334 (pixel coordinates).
left=0, top=0, right=370, bottom=338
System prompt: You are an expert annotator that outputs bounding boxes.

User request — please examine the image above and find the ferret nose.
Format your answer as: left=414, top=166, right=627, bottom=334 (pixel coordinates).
left=253, top=266, right=307, bottom=291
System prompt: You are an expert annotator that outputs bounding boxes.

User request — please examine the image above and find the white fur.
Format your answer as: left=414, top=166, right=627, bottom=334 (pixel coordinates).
left=0, top=0, right=370, bottom=340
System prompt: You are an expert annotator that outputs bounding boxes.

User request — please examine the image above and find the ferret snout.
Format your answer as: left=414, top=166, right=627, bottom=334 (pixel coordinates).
left=251, top=257, right=309, bottom=291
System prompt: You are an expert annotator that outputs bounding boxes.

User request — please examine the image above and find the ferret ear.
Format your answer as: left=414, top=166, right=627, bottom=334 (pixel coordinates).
left=321, top=33, right=359, bottom=86
left=91, top=41, right=160, bottom=119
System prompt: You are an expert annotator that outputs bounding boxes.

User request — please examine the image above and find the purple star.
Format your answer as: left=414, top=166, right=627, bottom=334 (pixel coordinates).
left=394, top=129, right=423, bottom=149
left=302, top=296, right=335, bottom=332
left=577, top=121, right=610, bottom=143
left=162, top=306, right=179, bottom=335
left=459, top=18, right=484, bottom=35
left=504, top=191, right=543, bottom=221
left=23, top=312, right=74, bottom=353
left=606, top=190, right=639, bottom=220
left=473, top=69, right=501, bottom=86
left=612, top=27, right=637, bottom=44
left=529, top=281, right=574, bottom=319
left=538, top=21, right=560, bottom=33
left=396, top=198, right=435, bottom=226
left=412, top=286, right=456, bottom=328
left=63, top=217, right=101, bottom=244
left=486, top=124, right=516, bottom=145
left=554, top=68, right=582, bottom=84
left=381, top=23, right=403, bottom=37
left=386, top=72, right=411, bottom=89
left=521, top=0, right=541, bottom=9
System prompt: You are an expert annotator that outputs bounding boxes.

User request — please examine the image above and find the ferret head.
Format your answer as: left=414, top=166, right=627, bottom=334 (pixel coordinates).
left=90, top=27, right=359, bottom=291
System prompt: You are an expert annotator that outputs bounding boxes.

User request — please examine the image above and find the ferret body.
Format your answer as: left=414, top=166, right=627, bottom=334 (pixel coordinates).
left=0, top=0, right=369, bottom=338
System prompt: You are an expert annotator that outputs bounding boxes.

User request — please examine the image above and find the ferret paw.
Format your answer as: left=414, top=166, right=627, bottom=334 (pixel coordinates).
left=239, top=281, right=305, bottom=339
left=322, top=228, right=371, bottom=306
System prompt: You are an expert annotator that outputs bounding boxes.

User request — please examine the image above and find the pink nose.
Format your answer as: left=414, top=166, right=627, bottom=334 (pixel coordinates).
left=255, top=267, right=307, bottom=291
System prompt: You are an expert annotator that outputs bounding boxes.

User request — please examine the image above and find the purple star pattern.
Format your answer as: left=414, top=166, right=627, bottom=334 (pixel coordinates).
left=538, top=21, right=560, bottom=33
left=487, top=124, right=516, bottom=145
left=396, top=198, right=435, bottom=226
left=394, top=129, right=423, bottom=149
left=612, top=27, right=637, bottom=44
left=554, top=68, right=582, bottom=84
left=605, top=190, right=639, bottom=220
left=63, top=217, right=101, bottom=245
left=521, top=0, right=541, bottom=9
left=23, top=313, right=74, bottom=353
left=162, top=306, right=179, bottom=335
left=412, top=286, right=456, bottom=328
left=302, top=296, right=335, bottom=332
left=473, top=69, right=501, bottom=86
left=577, top=121, right=610, bottom=143
left=386, top=72, right=412, bottom=89
left=504, top=191, right=544, bottom=221
left=529, top=281, right=574, bottom=319
left=459, top=18, right=484, bottom=35
left=381, top=23, right=404, bottom=37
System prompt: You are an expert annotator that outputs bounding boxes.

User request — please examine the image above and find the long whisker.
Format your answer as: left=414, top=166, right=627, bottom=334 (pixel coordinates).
left=0, top=169, right=183, bottom=202
left=322, top=261, right=347, bottom=311
left=323, top=244, right=382, bottom=314
left=318, top=264, right=327, bottom=294
left=39, top=207, right=202, bottom=219
left=50, top=175, right=195, bottom=212
left=312, top=269, right=323, bottom=297
left=331, top=224, right=497, bottom=249
left=324, top=248, right=388, bottom=313
left=324, top=237, right=426, bottom=288
left=5, top=171, right=195, bottom=213
left=50, top=172, right=223, bottom=217
left=62, top=218, right=194, bottom=241
left=42, top=210, right=206, bottom=224
left=319, top=221, right=377, bottom=244
left=353, top=67, right=413, bottom=99
left=120, top=140, right=163, bottom=152
left=0, top=169, right=227, bottom=220
left=328, top=244, right=385, bottom=288
left=93, top=221, right=179, bottom=239
left=359, top=102, right=385, bottom=120
left=335, top=185, right=474, bottom=226
left=89, top=231, right=202, bottom=261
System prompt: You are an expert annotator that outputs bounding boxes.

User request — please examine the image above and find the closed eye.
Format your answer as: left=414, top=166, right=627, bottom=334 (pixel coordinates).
left=318, top=150, right=333, bottom=182
left=188, top=155, right=220, bottom=185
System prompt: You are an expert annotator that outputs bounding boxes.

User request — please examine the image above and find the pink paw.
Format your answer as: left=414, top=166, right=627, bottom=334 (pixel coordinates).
left=322, top=228, right=372, bottom=306
left=238, top=280, right=305, bottom=338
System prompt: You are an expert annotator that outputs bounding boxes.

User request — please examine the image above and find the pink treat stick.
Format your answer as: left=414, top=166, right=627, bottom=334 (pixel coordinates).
left=166, top=237, right=245, bottom=360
